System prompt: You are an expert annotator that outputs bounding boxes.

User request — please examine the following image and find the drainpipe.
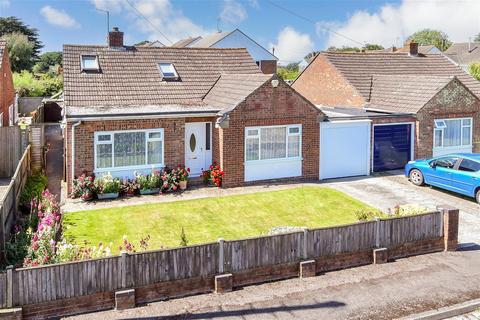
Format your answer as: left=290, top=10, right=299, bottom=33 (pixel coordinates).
left=71, top=121, right=82, bottom=185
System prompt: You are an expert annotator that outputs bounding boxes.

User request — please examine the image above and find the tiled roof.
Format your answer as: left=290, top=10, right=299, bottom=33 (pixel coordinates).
left=384, top=45, right=437, bottom=54
left=322, top=51, right=480, bottom=99
left=63, top=45, right=261, bottom=109
left=171, top=37, right=201, bottom=48
left=445, top=42, right=480, bottom=65
left=189, top=31, right=232, bottom=48
left=203, top=73, right=273, bottom=113
left=0, top=40, right=5, bottom=59
left=368, top=75, right=453, bottom=113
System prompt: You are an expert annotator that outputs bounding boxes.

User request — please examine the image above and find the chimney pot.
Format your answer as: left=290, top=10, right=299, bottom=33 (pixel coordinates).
left=409, top=41, right=418, bottom=56
left=108, top=26, right=124, bottom=48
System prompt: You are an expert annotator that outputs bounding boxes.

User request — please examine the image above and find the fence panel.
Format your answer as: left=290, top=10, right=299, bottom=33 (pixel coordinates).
left=0, top=273, right=6, bottom=308
left=224, top=232, right=303, bottom=272
left=307, top=221, right=377, bottom=257
left=13, top=256, right=123, bottom=306
left=0, top=127, right=21, bottom=178
left=130, top=243, right=219, bottom=287
left=378, top=211, right=443, bottom=248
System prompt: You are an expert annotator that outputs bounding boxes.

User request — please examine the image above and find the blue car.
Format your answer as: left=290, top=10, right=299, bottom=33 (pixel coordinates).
left=405, top=153, right=480, bottom=204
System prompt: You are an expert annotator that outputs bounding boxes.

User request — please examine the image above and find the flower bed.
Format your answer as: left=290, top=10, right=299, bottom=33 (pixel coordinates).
left=71, top=165, right=197, bottom=201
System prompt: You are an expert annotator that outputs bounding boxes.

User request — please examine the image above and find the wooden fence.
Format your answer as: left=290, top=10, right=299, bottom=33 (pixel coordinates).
left=0, top=210, right=446, bottom=313
left=0, top=127, right=24, bottom=178
left=0, top=146, right=31, bottom=263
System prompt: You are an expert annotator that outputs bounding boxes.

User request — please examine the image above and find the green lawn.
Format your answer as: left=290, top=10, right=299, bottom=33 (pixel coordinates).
left=62, top=186, right=373, bottom=252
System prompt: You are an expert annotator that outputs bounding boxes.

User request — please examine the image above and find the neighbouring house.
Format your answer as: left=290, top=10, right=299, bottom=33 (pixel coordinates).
left=445, top=41, right=480, bottom=72
left=384, top=42, right=441, bottom=54
left=0, top=40, right=16, bottom=127
left=293, top=42, right=480, bottom=179
left=63, top=27, right=323, bottom=191
left=171, top=29, right=278, bottom=74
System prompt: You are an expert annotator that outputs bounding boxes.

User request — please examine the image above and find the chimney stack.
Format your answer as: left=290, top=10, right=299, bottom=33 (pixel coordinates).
left=408, top=41, right=418, bottom=56
left=108, top=27, right=124, bottom=48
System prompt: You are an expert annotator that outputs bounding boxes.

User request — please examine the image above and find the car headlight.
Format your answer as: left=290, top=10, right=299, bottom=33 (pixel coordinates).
left=407, top=160, right=415, bottom=164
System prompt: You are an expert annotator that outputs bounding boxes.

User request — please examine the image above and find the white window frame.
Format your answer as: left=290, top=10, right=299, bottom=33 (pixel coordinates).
left=80, top=55, right=100, bottom=71
left=244, top=124, right=302, bottom=163
left=433, top=117, right=472, bottom=149
left=94, top=128, right=165, bottom=173
left=0, top=112, right=3, bottom=127
left=8, top=105, right=13, bottom=126
left=157, top=62, right=179, bottom=80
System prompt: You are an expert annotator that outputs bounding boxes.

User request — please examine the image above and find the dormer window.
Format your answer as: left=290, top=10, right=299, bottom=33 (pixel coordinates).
left=158, top=62, right=179, bottom=80
left=81, top=55, right=99, bottom=71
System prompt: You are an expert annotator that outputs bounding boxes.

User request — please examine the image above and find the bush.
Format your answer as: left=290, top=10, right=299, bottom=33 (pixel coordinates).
left=19, top=172, right=48, bottom=210
left=71, top=173, right=96, bottom=201
left=202, top=163, right=224, bottom=187
left=179, top=228, right=188, bottom=247
left=135, top=170, right=162, bottom=191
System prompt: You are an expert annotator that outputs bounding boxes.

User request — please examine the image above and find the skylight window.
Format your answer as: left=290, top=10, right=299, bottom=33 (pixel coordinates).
left=158, top=62, right=179, bottom=80
left=81, top=55, right=99, bottom=71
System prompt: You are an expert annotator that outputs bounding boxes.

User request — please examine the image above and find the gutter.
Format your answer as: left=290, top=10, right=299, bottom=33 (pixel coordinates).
left=65, top=111, right=220, bottom=122
left=71, top=121, right=82, bottom=184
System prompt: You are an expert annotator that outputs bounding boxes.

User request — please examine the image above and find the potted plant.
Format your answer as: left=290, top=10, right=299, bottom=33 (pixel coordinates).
left=94, top=173, right=120, bottom=200
left=120, top=179, right=138, bottom=197
left=177, top=166, right=190, bottom=190
left=72, top=173, right=96, bottom=201
left=135, top=171, right=161, bottom=195
left=202, top=163, right=224, bottom=187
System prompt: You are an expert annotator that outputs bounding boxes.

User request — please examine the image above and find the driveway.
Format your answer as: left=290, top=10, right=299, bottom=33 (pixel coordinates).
left=324, top=171, right=480, bottom=247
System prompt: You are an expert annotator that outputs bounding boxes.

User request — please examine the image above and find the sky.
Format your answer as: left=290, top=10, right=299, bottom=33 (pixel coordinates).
left=1, top=0, right=480, bottom=65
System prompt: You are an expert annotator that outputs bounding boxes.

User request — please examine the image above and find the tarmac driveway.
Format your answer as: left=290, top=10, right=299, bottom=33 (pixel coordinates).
left=324, top=171, right=480, bottom=247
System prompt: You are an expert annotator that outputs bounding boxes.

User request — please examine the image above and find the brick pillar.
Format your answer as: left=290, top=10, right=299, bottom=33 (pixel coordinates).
left=437, top=205, right=459, bottom=251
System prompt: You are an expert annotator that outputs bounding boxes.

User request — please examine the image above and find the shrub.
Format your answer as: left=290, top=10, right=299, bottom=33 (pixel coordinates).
left=5, top=225, right=32, bottom=267
left=202, top=163, right=224, bottom=187
left=179, top=228, right=189, bottom=247
left=19, top=172, right=48, bottom=210
left=387, top=204, right=427, bottom=217
left=71, top=173, right=96, bottom=201
left=94, top=173, right=120, bottom=194
left=23, top=190, right=61, bottom=267
left=119, top=179, right=138, bottom=196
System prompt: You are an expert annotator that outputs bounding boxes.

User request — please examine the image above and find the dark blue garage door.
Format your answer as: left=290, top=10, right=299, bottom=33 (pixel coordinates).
left=374, top=124, right=412, bottom=172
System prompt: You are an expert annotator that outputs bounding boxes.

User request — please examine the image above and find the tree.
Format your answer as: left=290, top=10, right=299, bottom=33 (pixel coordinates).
left=277, top=62, right=301, bottom=81
left=1, top=33, right=35, bottom=72
left=33, top=51, right=62, bottom=75
left=0, top=16, right=42, bottom=58
left=364, top=43, right=384, bottom=50
left=469, top=62, right=480, bottom=81
left=407, top=29, right=452, bottom=51
left=327, top=46, right=361, bottom=52
left=474, top=33, right=480, bottom=42
left=13, top=70, right=63, bottom=97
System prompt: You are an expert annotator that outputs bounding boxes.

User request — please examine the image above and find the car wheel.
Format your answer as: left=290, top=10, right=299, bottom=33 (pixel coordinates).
left=476, top=189, right=480, bottom=204
left=409, top=169, right=424, bottom=186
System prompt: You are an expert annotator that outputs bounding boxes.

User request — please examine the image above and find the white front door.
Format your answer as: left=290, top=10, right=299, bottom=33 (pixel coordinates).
left=185, top=122, right=209, bottom=176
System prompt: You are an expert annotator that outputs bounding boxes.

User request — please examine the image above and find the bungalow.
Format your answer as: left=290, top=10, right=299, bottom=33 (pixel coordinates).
left=63, top=27, right=322, bottom=191
left=445, top=41, right=480, bottom=72
left=0, top=40, right=15, bottom=127
left=293, top=42, right=480, bottom=179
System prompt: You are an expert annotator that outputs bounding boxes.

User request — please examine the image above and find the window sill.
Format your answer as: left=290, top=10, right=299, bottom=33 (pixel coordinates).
left=94, top=164, right=165, bottom=174
left=244, top=157, right=303, bottom=165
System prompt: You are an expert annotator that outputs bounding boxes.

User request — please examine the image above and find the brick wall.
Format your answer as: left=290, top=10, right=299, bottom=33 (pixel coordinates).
left=0, top=47, right=15, bottom=126
left=416, top=79, right=480, bottom=158
left=259, top=60, right=277, bottom=74
left=292, top=54, right=365, bottom=107
left=215, top=80, right=323, bottom=187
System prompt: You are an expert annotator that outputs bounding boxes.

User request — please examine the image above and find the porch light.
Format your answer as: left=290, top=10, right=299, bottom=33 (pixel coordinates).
left=271, top=79, right=279, bottom=88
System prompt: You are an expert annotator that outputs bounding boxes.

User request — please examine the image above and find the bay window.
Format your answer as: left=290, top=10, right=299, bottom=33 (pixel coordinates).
left=434, top=118, right=472, bottom=149
left=94, top=129, right=164, bottom=171
left=245, top=125, right=301, bottom=162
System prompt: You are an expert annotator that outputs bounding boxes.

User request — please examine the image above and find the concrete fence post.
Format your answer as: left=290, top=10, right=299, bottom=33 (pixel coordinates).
left=374, top=217, right=381, bottom=248
left=302, top=229, right=308, bottom=260
left=121, top=252, right=128, bottom=288
left=437, top=205, right=459, bottom=251
left=218, top=238, right=224, bottom=274
left=6, top=265, right=14, bottom=308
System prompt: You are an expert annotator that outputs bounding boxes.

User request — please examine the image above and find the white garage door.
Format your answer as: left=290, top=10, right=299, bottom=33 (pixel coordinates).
left=320, top=120, right=371, bottom=180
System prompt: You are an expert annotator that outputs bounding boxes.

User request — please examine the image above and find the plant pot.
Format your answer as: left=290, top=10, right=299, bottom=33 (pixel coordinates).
left=179, top=180, right=187, bottom=190
left=140, top=188, right=160, bottom=195
left=97, top=192, right=119, bottom=200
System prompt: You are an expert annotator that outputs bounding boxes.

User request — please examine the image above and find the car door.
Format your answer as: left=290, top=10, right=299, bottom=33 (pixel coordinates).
left=449, top=158, right=480, bottom=196
left=427, top=157, right=460, bottom=192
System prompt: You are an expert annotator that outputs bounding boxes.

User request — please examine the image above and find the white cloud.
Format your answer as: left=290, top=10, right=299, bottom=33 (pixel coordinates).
left=270, top=26, right=314, bottom=64
left=40, top=5, right=80, bottom=28
left=90, top=0, right=212, bottom=45
left=319, top=0, right=480, bottom=49
left=220, top=0, right=247, bottom=24
left=0, top=0, right=10, bottom=8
